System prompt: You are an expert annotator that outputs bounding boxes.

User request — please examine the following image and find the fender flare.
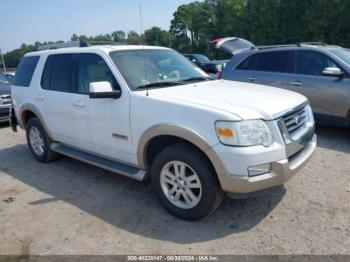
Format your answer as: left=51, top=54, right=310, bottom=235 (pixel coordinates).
left=19, top=103, right=53, bottom=138
left=136, top=124, right=227, bottom=179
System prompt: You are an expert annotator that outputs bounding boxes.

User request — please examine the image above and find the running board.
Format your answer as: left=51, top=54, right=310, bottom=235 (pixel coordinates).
left=51, top=143, right=146, bottom=181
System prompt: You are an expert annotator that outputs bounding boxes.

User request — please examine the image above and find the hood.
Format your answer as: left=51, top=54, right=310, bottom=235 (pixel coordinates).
left=149, top=80, right=307, bottom=120
left=0, top=82, right=11, bottom=96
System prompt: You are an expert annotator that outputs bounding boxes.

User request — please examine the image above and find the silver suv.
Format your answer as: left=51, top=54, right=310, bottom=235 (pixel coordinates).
left=215, top=37, right=350, bottom=127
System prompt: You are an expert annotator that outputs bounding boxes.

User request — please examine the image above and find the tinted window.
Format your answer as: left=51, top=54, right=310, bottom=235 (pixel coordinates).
left=238, top=51, right=294, bottom=73
left=13, top=56, right=39, bottom=87
left=41, top=55, right=53, bottom=90
left=41, top=54, right=75, bottom=92
left=77, top=53, right=119, bottom=94
left=193, top=54, right=210, bottom=63
left=296, top=51, right=339, bottom=76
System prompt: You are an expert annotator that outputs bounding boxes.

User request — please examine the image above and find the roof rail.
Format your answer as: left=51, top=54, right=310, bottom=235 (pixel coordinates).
left=256, top=44, right=296, bottom=50
left=297, top=42, right=327, bottom=47
left=36, top=41, right=122, bottom=51
left=37, top=41, right=88, bottom=51
left=88, top=41, right=122, bottom=46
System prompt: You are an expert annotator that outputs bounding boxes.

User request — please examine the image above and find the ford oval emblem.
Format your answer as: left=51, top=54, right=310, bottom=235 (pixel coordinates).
left=294, top=115, right=301, bottom=125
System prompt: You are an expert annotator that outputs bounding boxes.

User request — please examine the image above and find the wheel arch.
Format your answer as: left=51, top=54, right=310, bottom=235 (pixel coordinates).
left=137, top=124, right=227, bottom=180
left=19, top=103, right=53, bottom=138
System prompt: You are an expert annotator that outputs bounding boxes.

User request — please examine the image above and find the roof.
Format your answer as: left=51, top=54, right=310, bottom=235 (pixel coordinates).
left=25, top=45, right=171, bottom=56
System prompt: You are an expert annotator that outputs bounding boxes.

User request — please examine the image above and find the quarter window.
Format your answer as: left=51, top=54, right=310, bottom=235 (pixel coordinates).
left=296, top=51, right=339, bottom=76
left=13, top=56, right=40, bottom=87
left=237, top=51, right=294, bottom=73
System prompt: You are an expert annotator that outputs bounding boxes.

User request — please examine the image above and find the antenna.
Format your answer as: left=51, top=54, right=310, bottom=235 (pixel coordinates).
left=139, top=4, right=149, bottom=96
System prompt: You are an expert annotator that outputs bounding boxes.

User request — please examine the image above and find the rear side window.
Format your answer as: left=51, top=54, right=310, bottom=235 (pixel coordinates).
left=41, top=54, right=75, bottom=92
left=13, top=56, right=39, bottom=87
left=237, top=51, right=294, bottom=73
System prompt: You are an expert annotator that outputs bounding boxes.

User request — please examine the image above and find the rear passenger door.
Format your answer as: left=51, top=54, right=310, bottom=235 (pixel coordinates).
left=40, top=53, right=81, bottom=144
left=231, top=50, right=294, bottom=89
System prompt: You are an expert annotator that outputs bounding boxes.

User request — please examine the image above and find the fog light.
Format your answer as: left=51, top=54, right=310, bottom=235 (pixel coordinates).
left=248, top=163, right=271, bottom=177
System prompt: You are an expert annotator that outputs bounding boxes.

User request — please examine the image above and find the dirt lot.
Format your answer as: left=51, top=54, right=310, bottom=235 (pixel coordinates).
left=0, top=123, right=349, bottom=255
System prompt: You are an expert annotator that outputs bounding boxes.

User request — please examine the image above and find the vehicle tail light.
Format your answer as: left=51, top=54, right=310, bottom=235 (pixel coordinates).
left=217, top=71, right=222, bottom=79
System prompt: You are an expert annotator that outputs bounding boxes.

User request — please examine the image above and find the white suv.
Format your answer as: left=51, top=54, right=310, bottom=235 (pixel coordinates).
left=11, top=43, right=316, bottom=220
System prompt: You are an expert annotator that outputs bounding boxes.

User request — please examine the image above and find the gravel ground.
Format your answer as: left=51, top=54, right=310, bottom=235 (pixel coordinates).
left=0, top=123, right=349, bottom=255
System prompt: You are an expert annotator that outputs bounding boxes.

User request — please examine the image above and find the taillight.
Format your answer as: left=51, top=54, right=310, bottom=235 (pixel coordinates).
left=217, top=71, right=222, bottom=79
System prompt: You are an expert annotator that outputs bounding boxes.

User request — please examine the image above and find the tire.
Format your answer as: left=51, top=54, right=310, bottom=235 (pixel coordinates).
left=26, top=118, right=58, bottom=163
left=151, top=144, right=223, bottom=221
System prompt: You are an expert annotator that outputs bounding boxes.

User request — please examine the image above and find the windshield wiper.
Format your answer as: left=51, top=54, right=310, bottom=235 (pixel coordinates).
left=179, top=76, right=210, bottom=83
left=135, top=81, right=182, bottom=90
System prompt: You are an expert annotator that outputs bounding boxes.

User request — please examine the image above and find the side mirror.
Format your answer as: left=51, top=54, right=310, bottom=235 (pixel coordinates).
left=89, top=81, right=121, bottom=99
left=322, top=67, right=344, bottom=77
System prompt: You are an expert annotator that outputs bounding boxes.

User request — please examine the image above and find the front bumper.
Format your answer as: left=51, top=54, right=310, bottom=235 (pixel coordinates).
left=0, top=105, right=11, bottom=123
left=212, top=134, right=316, bottom=194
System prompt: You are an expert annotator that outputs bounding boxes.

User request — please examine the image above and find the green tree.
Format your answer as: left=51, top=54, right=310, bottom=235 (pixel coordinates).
left=126, top=31, right=143, bottom=44
left=144, top=27, right=170, bottom=46
left=111, top=30, right=126, bottom=42
left=170, top=1, right=217, bottom=55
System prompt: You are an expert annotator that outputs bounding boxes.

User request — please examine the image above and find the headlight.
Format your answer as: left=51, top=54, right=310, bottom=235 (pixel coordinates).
left=215, top=120, right=273, bottom=147
left=305, top=104, right=314, bottom=123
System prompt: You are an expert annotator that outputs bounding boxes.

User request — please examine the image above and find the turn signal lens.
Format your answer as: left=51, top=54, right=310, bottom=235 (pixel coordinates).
left=217, top=128, right=234, bottom=138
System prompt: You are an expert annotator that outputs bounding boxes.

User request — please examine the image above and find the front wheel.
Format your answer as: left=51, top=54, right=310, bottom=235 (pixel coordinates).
left=151, top=144, right=223, bottom=220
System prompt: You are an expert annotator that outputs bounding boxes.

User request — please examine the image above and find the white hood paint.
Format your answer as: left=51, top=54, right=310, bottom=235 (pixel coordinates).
left=149, top=80, right=307, bottom=120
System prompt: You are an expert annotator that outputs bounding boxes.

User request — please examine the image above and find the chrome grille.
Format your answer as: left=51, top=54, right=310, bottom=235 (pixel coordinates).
left=0, top=95, right=12, bottom=105
left=282, top=106, right=307, bottom=134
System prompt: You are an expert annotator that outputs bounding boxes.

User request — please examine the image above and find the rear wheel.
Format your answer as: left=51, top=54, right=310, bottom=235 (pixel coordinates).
left=151, top=144, right=223, bottom=220
left=26, top=118, right=58, bottom=163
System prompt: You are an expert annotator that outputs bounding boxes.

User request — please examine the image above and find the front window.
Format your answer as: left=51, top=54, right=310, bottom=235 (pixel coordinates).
left=296, top=50, right=339, bottom=76
left=110, top=49, right=208, bottom=90
left=330, top=48, right=350, bottom=66
left=0, top=73, right=9, bottom=84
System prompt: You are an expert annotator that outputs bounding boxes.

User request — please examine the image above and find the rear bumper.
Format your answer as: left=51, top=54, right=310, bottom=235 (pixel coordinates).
left=213, top=135, right=316, bottom=194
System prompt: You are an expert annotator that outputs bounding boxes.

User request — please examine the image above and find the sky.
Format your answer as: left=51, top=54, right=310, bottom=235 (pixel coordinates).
left=0, top=0, right=195, bottom=52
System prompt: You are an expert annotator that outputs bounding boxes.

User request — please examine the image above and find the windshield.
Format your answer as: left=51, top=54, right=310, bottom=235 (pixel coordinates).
left=110, top=49, right=208, bottom=90
left=330, top=48, right=350, bottom=66
left=0, top=73, right=9, bottom=84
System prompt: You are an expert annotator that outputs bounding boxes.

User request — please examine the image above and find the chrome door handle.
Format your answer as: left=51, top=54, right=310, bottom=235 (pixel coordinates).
left=247, top=77, right=256, bottom=81
left=289, top=81, right=302, bottom=86
left=73, top=101, right=85, bottom=108
left=36, top=95, right=44, bottom=101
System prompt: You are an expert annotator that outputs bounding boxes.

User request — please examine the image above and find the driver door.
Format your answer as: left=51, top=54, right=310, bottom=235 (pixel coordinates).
left=287, top=50, right=350, bottom=119
left=73, top=52, right=132, bottom=163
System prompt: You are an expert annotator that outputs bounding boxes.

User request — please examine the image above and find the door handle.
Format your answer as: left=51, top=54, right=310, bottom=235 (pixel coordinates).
left=289, top=81, right=303, bottom=86
left=73, top=100, right=85, bottom=108
left=36, top=95, right=45, bottom=101
left=247, top=77, right=256, bottom=82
